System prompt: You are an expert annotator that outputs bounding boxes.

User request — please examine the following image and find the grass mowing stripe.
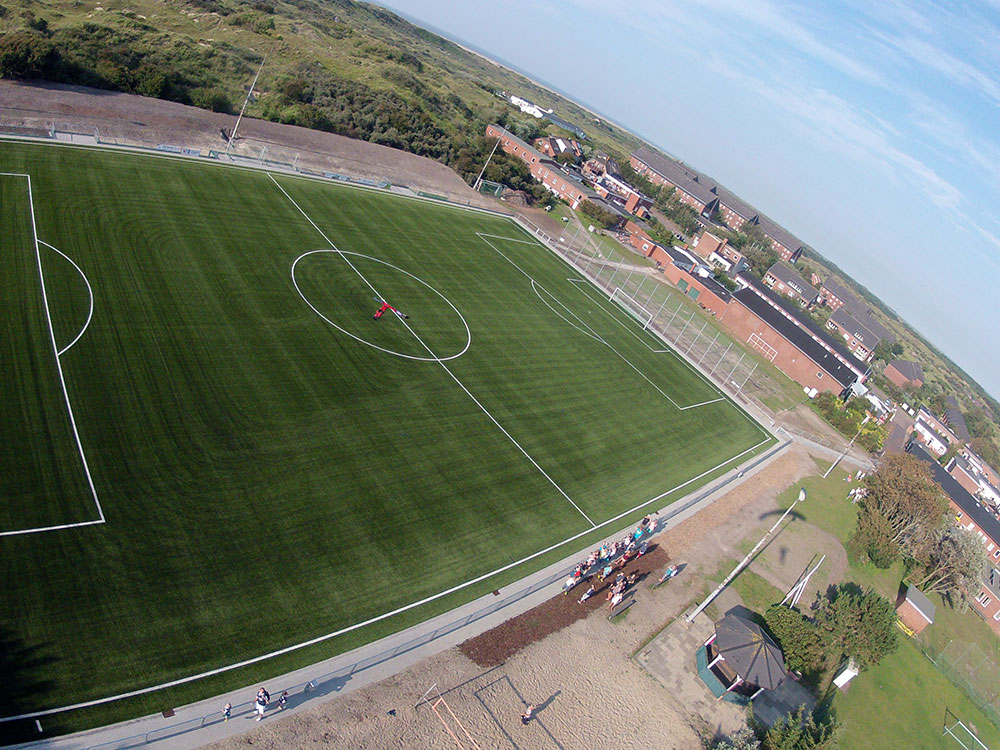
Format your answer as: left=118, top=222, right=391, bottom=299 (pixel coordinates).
left=271, top=174, right=597, bottom=527
left=0, top=142, right=772, bottom=730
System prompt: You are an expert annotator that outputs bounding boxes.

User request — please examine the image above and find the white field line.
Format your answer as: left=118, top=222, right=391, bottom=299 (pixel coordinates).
left=478, top=233, right=724, bottom=412
left=530, top=280, right=604, bottom=345
left=268, top=173, right=595, bottom=527
left=475, top=233, right=536, bottom=245
left=0, top=175, right=104, bottom=537
left=38, top=240, right=95, bottom=356
left=0, top=434, right=771, bottom=723
left=567, top=277, right=732, bottom=401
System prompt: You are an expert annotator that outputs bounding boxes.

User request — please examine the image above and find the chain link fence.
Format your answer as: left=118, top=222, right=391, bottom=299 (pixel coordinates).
left=917, top=631, right=1000, bottom=729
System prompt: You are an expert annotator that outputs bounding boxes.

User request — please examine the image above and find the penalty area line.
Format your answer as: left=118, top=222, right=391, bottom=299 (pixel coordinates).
left=0, top=436, right=770, bottom=723
left=0, top=174, right=106, bottom=534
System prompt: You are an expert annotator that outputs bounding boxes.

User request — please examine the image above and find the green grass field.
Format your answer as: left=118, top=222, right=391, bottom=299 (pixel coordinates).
left=0, top=140, right=771, bottom=738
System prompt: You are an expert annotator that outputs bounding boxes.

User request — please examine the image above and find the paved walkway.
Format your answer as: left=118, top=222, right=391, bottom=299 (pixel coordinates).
left=12, top=441, right=792, bottom=750
left=635, top=606, right=746, bottom=738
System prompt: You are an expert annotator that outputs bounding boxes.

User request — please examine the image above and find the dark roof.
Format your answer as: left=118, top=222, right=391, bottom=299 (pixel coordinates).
left=766, top=262, right=817, bottom=300
left=630, top=147, right=718, bottom=206
left=714, top=614, right=786, bottom=689
left=713, top=187, right=758, bottom=222
left=821, top=278, right=864, bottom=311
left=732, top=287, right=861, bottom=388
left=830, top=308, right=884, bottom=348
left=944, top=396, right=971, bottom=442
left=491, top=125, right=546, bottom=162
left=662, top=243, right=696, bottom=266
left=908, top=444, right=1000, bottom=547
left=904, top=584, right=936, bottom=623
left=888, top=359, right=924, bottom=383
left=755, top=213, right=803, bottom=253
left=739, top=273, right=865, bottom=370
left=699, top=275, right=733, bottom=302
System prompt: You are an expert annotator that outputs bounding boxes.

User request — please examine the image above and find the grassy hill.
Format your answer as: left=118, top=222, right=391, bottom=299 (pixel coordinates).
left=2, top=0, right=998, bottom=448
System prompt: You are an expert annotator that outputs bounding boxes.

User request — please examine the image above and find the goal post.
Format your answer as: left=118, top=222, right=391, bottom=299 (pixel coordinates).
left=943, top=707, right=989, bottom=750
left=610, top=287, right=654, bottom=330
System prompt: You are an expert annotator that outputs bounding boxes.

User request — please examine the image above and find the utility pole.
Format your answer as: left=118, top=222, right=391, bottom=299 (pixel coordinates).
left=225, top=55, right=266, bottom=159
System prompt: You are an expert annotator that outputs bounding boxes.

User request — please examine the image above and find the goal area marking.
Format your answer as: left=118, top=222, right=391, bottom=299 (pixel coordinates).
left=0, top=174, right=104, bottom=537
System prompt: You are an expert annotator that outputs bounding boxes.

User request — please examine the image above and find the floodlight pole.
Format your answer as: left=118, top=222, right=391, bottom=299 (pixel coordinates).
left=473, top=136, right=501, bottom=192
left=225, top=55, right=266, bottom=159
left=823, top=415, right=870, bottom=478
left=686, top=488, right=806, bottom=622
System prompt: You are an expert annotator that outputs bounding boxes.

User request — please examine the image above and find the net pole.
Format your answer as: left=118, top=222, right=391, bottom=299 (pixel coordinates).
left=735, top=362, right=758, bottom=396
left=653, top=294, right=670, bottom=325
left=634, top=275, right=648, bottom=302
left=710, top=342, right=733, bottom=376
left=665, top=301, right=682, bottom=331
left=644, top=278, right=659, bottom=307
left=726, top=352, right=746, bottom=384
left=687, top=321, right=709, bottom=354
left=699, top=332, right=720, bottom=364
left=677, top=310, right=697, bottom=343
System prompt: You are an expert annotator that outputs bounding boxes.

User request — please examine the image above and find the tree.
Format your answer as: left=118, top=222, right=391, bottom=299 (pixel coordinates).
left=710, top=727, right=761, bottom=750
left=873, top=340, right=903, bottom=362
left=854, top=454, right=947, bottom=565
left=916, top=525, right=987, bottom=601
left=763, top=605, right=824, bottom=680
left=578, top=199, right=620, bottom=229
left=757, top=706, right=842, bottom=750
left=817, top=585, right=898, bottom=670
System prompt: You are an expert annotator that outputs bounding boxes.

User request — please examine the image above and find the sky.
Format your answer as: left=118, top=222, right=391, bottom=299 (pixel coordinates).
left=376, top=0, right=1000, bottom=401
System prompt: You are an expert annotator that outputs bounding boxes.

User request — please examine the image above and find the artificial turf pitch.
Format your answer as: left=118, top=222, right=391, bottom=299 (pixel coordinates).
left=0, top=141, right=772, bottom=734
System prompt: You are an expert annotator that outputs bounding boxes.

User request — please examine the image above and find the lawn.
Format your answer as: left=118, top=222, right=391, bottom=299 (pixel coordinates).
left=774, top=463, right=1000, bottom=746
left=0, top=141, right=771, bottom=739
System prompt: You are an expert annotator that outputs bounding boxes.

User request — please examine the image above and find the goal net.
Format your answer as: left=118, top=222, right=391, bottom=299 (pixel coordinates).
left=610, top=287, right=654, bottom=330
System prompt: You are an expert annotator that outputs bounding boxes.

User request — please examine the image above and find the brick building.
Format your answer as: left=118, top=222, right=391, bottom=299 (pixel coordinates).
left=720, top=276, right=868, bottom=395
left=909, top=445, right=1000, bottom=635
left=629, top=148, right=718, bottom=215
left=486, top=125, right=625, bottom=222
left=533, top=136, right=582, bottom=162
left=755, top=214, right=804, bottom=263
left=885, top=358, right=924, bottom=389
left=896, top=584, right=936, bottom=635
left=763, top=262, right=819, bottom=307
left=691, top=232, right=748, bottom=275
left=713, top=187, right=758, bottom=231
left=826, top=308, right=884, bottom=363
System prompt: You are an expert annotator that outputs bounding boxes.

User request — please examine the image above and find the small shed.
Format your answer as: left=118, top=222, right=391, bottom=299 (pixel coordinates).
left=896, top=584, right=935, bottom=634
left=700, top=613, right=786, bottom=702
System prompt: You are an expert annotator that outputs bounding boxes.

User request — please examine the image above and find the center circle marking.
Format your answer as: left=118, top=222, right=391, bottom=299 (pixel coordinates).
left=291, top=249, right=471, bottom=362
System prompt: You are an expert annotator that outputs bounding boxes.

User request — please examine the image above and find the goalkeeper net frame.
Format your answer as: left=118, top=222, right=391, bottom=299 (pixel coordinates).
left=610, top=286, right=654, bottom=330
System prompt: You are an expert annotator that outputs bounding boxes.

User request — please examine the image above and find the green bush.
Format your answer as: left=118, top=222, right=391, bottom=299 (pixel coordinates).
left=763, top=605, right=824, bottom=680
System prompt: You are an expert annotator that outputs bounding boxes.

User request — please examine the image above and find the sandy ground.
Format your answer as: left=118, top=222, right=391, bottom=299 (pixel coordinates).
left=204, top=447, right=818, bottom=750
left=0, top=81, right=498, bottom=210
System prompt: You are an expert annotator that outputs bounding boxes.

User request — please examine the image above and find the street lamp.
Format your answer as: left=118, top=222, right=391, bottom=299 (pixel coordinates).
left=686, top=487, right=806, bottom=622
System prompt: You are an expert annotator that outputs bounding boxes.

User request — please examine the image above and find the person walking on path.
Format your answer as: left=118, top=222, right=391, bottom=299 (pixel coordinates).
left=277, top=691, right=288, bottom=711
left=222, top=703, right=231, bottom=723
left=254, top=687, right=270, bottom=721
left=521, top=703, right=535, bottom=725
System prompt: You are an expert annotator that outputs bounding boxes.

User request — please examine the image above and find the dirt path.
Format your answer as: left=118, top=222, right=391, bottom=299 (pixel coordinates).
left=0, top=81, right=498, bottom=210
left=204, top=447, right=818, bottom=750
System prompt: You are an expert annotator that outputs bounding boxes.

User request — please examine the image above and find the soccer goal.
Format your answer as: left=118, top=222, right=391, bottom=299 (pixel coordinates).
left=943, top=708, right=989, bottom=749
left=610, top=286, right=654, bottom=330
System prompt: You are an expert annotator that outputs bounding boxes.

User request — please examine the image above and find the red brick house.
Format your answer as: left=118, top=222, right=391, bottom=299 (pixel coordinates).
left=755, top=214, right=804, bottom=263
left=885, top=359, right=924, bottom=389
left=896, top=584, right=936, bottom=635
left=909, top=445, right=1000, bottom=635
left=533, top=136, right=582, bottom=162
left=719, top=275, right=868, bottom=396
left=763, top=262, right=819, bottom=307
left=825, top=308, right=884, bottom=363
left=629, top=148, right=718, bottom=215
left=713, top=187, right=758, bottom=231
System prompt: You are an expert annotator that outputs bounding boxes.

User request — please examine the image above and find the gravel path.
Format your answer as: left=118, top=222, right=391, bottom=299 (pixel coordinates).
left=0, top=81, right=497, bottom=209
